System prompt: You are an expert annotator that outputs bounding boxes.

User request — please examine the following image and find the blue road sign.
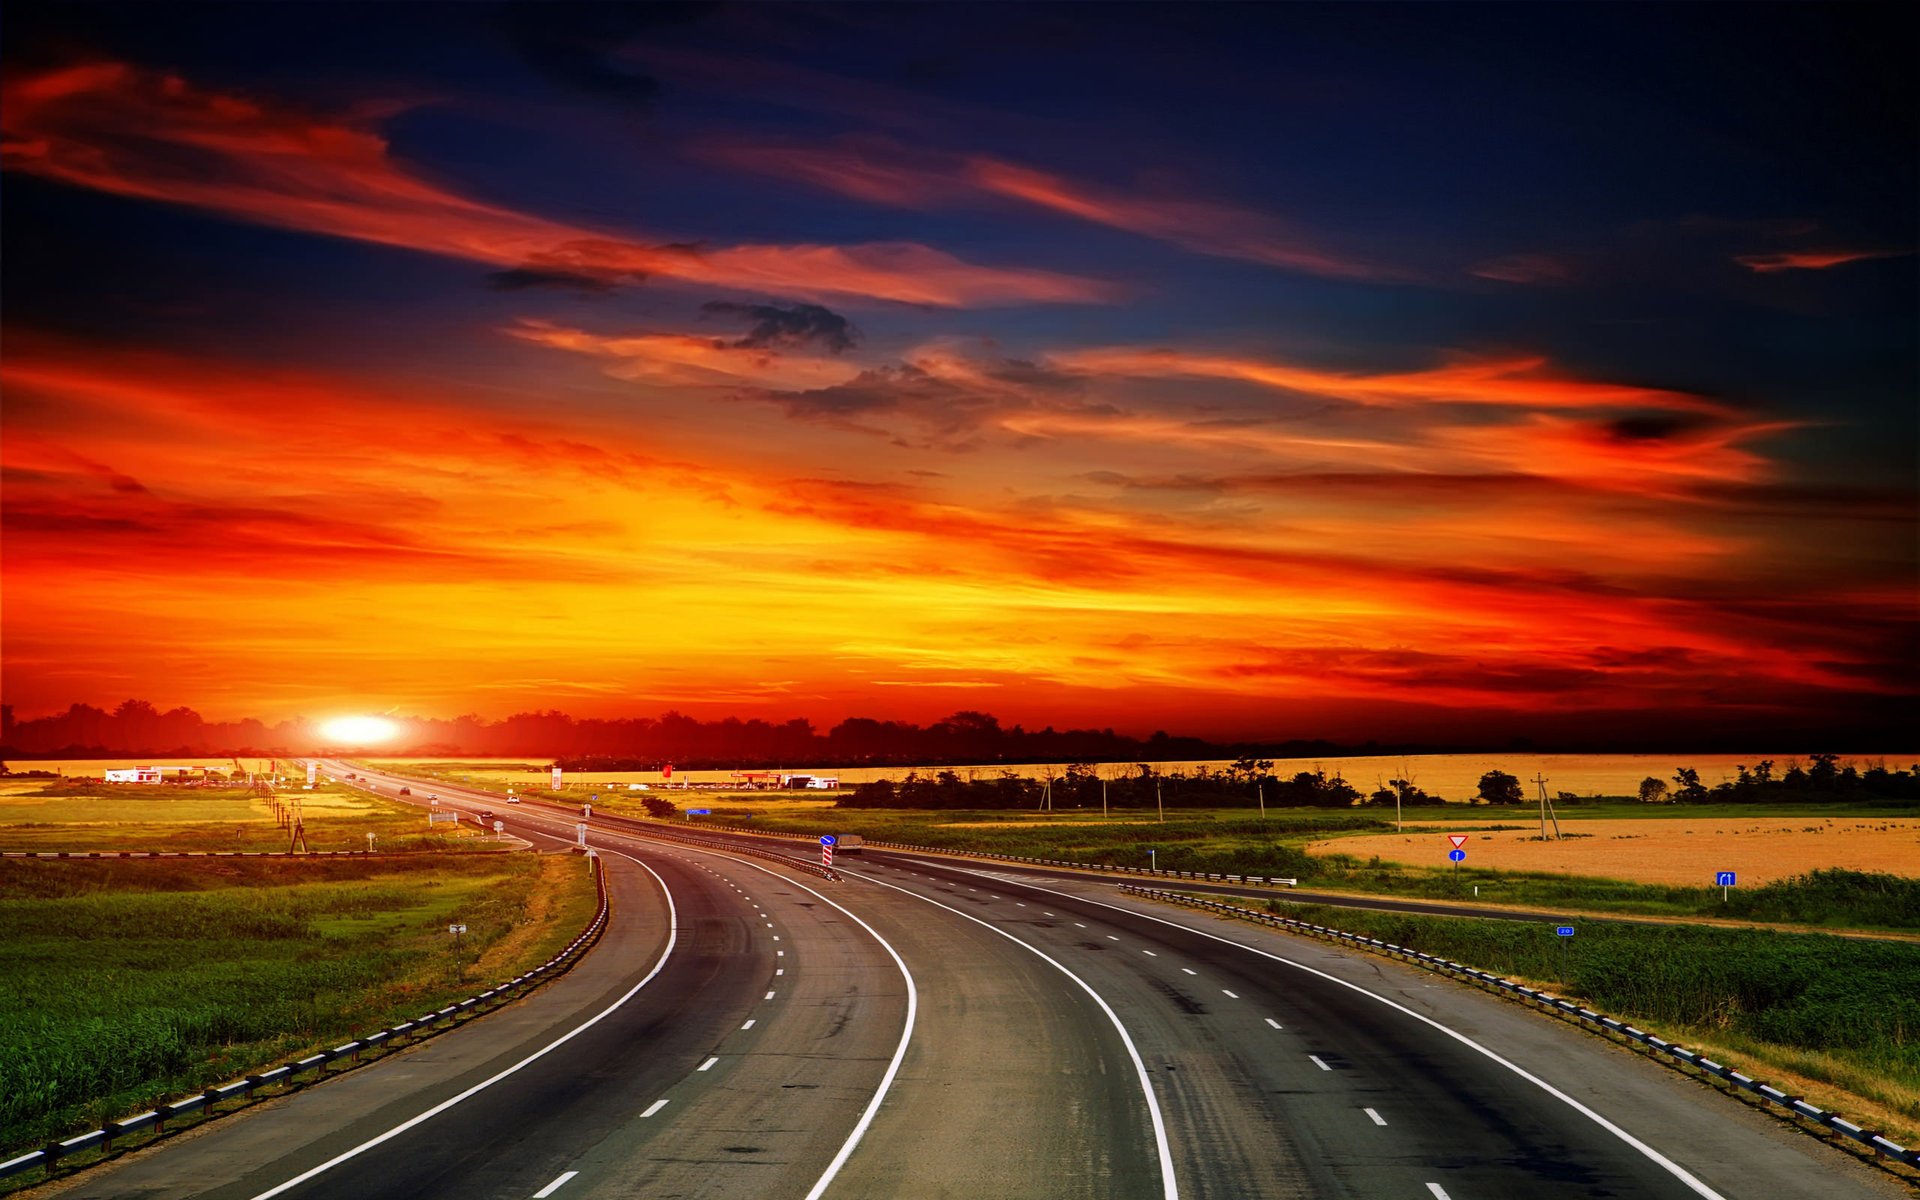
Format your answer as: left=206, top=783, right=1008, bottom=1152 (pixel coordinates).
left=1555, top=926, right=1575, bottom=937
left=687, top=808, right=711, bottom=815
left=821, top=835, right=837, bottom=847
left=1716, top=871, right=1736, bottom=887
left=1447, top=848, right=1466, bottom=862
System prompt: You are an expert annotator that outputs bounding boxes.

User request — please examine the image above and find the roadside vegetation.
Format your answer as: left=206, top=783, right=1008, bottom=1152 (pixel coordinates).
left=656, top=800, right=1920, bottom=932
left=1254, top=898, right=1920, bottom=1142
left=0, top=776, right=495, bottom=854
left=0, top=852, right=598, bottom=1156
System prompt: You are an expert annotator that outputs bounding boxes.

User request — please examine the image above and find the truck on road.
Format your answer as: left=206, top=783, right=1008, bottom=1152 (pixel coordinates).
left=836, top=834, right=865, bottom=854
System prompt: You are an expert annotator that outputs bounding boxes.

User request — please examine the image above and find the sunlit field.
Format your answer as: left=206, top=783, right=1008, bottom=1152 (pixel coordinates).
left=7, top=759, right=284, bottom=777
left=363, top=753, right=1918, bottom=802
left=0, top=776, right=497, bottom=853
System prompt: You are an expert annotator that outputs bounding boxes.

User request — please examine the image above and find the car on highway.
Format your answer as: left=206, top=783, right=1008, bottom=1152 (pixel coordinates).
left=478, top=809, right=495, bottom=823
left=398, top=787, right=411, bottom=796
left=506, top=795, right=520, bottom=803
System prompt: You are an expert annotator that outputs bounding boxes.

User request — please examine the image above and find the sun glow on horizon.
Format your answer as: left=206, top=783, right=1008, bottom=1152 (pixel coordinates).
left=320, top=715, right=400, bottom=745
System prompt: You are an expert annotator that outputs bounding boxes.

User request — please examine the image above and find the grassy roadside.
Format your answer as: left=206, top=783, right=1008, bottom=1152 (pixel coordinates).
left=648, top=803, right=1920, bottom=933
left=1249, top=897, right=1920, bottom=1149
left=0, top=852, right=598, bottom=1156
left=0, top=777, right=498, bottom=854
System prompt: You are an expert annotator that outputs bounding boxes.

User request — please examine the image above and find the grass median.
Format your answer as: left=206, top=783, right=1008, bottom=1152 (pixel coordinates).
left=1253, top=897, right=1920, bottom=1149
left=0, top=851, right=598, bottom=1158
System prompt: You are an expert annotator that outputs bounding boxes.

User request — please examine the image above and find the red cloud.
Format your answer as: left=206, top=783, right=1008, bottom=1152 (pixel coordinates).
left=1734, top=249, right=1912, bottom=273
left=1051, top=347, right=1730, bottom=415
left=0, top=63, right=1111, bottom=307
left=707, top=139, right=1401, bottom=281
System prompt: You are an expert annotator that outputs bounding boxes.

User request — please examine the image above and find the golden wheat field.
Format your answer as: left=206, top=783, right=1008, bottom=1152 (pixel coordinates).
left=1313, top=817, right=1920, bottom=886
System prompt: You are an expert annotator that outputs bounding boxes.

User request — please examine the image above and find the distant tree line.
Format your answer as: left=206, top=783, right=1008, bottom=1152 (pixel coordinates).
left=1, top=701, right=1361, bottom=765
left=838, top=756, right=1920, bottom=812
left=1634, top=756, right=1920, bottom=804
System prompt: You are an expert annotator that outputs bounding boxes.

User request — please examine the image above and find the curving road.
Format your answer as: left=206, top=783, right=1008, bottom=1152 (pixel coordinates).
left=42, top=764, right=1905, bottom=1200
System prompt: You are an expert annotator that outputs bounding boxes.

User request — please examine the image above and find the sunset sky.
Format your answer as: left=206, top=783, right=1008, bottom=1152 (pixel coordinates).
left=2, top=3, right=1914, bottom=744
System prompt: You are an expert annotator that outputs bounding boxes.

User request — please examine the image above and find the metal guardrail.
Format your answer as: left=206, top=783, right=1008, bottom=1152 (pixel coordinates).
left=618, top=821, right=842, bottom=882
left=0, top=856, right=611, bottom=1180
left=675, top=820, right=1297, bottom=887
left=1120, top=883, right=1920, bottom=1170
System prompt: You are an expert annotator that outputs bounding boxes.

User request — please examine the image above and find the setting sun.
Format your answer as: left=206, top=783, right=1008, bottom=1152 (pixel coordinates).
left=319, top=715, right=400, bottom=745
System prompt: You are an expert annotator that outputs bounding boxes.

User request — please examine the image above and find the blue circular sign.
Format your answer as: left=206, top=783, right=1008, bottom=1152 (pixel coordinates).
left=1448, top=848, right=1466, bottom=862
left=820, top=835, right=837, bottom=846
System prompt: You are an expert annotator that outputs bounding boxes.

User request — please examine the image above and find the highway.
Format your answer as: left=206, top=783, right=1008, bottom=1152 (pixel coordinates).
left=46, top=765, right=1907, bottom=1200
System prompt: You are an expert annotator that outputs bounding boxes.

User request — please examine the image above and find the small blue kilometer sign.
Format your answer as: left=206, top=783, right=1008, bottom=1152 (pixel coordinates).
left=1555, top=926, right=1575, bottom=937
left=1716, top=871, right=1736, bottom=887
left=821, top=835, right=837, bottom=847
left=1447, top=848, right=1465, bottom=862
left=688, top=808, right=712, bottom=814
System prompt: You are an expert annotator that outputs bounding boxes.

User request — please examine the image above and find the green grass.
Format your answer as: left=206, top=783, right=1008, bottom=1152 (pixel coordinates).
left=670, top=802, right=1919, bottom=931
left=0, top=778, right=494, bottom=854
left=1258, top=898, right=1920, bottom=1134
left=0, top=852, right=597, bottom=1154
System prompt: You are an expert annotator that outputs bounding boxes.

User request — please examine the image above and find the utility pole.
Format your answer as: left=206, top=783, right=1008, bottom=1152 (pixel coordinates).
left=1156, top=781, right=1164, bottom=824
left=1534, top=773, right=1562, bottom=840
left=1101, top=776, right=1108, bottom=819
left=1258, top=781, right=1265, bottom=819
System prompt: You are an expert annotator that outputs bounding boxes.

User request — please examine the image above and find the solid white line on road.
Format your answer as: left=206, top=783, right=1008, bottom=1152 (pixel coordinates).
left=1222, top=989, right=1239, bottom=999
left=699, top=1057, right=719, bottom=1072
left=1365, top=1108, right=1387, bottom=1126
left=847, top=875, right=1180, bottom=1200
left=533, top=1170, right=579, bottom=1198
left=1310, top=1055, right=1332, bottom=1071
left=1265, top=1018, right=1282, bottom=1029
left=653, top=838, right=919, bottom=1200
left=741, top=1019, right=756, bottom=1029
left=1181, top=968, right=1197, bottom=976
left=1426, top=1185, right=1450, bottom=1200
left=641, top=1099, right=669, bottom=1118
left=245, top=852, right=680, bottom=1200
left=1004, top=877, right=1730, bottom=1200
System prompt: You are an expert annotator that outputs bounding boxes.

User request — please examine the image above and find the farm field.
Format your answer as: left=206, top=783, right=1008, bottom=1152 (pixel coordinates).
left=1313, top=816, right=1920, bottom=886
left=363, top=752, right=1920, bottom=801
left=0, top=777, right=498, bottom=854
left=0, top=852, right=599, bottom=1157
left=6, top=759, right=284, bottom=777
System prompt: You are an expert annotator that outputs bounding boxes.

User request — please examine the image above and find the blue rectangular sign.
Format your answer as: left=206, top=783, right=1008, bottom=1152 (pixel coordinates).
left=1555, top=926, right=1575, bottom=936
left=1715, top=871, right=1736, bottom=887
left=688, top=808, right=711, bottom=814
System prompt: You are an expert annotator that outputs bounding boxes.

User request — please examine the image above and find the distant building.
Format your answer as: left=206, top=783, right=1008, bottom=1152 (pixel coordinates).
left=779, top=774, right=840, bottom=790
left=102, top=765, right=205, bottom=783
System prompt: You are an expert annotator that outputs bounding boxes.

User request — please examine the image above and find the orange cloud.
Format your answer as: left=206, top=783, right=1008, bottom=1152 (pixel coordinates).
left=1052, top=347, right=1730, bottom=414
left=0, top=62, right=1110, bottom=307
left=707, top=139, right=1400, bottom=280
left=1735, top=249, right=1912, bottom=273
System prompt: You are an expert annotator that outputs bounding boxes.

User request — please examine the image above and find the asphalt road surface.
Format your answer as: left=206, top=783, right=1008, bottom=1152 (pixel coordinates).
left=41, top=764, right=1906, bottom=1200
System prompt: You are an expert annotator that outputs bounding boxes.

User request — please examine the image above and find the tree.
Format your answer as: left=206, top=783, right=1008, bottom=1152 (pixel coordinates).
left=1671, top=767, right=1708, bottom=803
left=641, top=795, right=678, bottom=819
left=1476, top=769, right=1524, bottom=805
left=1639, top=777, right=1670, bottom=804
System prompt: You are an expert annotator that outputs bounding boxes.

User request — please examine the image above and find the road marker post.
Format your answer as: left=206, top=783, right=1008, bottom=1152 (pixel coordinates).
left=821, top=834, right=836, bottom=871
